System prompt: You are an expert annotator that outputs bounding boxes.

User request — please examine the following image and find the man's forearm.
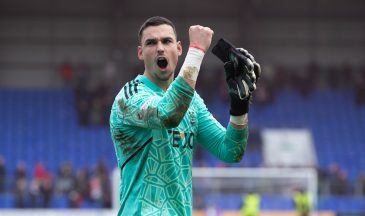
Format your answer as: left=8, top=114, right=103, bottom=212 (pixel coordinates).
left=155, top=76, right=195, bottom=128
left=178, top=47, right=205, bottom=89
left=198, top=117, right=248, bottom=164
left=230, top=114, right=248, bottom=129
left=221, top=124, right=248, bottom=163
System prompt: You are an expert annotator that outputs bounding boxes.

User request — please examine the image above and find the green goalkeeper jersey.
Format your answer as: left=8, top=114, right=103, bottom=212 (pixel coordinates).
left=110, top=74, right=248, bottom=216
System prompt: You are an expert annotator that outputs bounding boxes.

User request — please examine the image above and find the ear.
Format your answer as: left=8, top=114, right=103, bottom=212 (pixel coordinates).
left=177, top=41, right=182, bottom=56
left=137, top=46, right=143, bottom=60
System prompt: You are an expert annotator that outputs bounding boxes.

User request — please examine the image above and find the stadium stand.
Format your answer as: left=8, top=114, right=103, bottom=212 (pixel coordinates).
left=1, top=86, right=365, bottom=212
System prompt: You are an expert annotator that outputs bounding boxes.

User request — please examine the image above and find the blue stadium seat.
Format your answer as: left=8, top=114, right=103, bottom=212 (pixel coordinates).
left=0, top=194, right=15, bottom=208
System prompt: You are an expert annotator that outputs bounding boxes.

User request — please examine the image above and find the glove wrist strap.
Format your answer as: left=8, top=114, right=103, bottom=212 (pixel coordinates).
left=230, top=114, right=248, bottom=126
left=230, top=98, right=249, bottom=116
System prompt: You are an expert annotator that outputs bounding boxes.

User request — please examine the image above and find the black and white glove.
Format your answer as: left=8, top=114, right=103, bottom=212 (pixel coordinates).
left=212, top=38, right=261, bottom=116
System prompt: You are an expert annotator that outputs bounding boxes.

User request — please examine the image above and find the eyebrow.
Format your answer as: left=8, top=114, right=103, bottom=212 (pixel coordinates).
left=144, top=36, right=174, bottom=45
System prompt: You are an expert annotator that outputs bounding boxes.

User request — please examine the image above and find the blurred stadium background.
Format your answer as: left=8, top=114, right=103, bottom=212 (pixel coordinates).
left=1, top=0, right=365, bottom=215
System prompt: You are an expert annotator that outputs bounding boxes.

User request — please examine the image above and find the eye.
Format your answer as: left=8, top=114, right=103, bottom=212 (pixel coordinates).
left=145, top=39, right=157, bottom=46
left=162, top=38, right=173, bottom=44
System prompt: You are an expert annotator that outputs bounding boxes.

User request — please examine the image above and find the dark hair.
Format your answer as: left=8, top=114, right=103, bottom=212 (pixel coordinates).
left=138, top=16, right=177, bottom=44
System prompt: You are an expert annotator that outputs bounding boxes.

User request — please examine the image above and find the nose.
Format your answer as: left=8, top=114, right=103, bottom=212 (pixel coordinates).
left=157, top=41, right=164, bottom=54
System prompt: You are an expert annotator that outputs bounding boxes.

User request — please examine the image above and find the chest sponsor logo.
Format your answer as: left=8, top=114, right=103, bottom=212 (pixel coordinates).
left=167, top=129, right=194, bottom=149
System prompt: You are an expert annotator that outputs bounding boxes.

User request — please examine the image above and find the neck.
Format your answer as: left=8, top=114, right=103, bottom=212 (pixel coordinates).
left=143, top=71, right=174, bottom=91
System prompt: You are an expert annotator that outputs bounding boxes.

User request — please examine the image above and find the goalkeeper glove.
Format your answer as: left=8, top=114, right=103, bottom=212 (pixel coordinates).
left=212, top=38, right=261, bottom=116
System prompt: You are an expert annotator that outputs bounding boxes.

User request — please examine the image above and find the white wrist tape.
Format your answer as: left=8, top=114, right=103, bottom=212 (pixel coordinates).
left=230, top=114, right=248, bottom=126
left=178, top=47, right=205, bottom=82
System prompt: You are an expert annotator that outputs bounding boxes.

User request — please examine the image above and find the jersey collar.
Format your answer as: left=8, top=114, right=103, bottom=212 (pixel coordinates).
left=136, top=74, right=165, bottom=94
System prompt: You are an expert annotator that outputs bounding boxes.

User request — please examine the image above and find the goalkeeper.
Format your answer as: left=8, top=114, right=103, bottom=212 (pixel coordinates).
left=110, top=16, right=261, bottom=215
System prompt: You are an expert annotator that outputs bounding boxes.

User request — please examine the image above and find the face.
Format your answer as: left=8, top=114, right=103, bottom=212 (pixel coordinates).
left=138, top=24, right=182, bottom=83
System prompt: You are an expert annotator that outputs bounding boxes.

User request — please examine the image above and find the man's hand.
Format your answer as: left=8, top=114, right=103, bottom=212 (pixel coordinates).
left=212, top=38, right=261, bottom=116
left=188, top=25, right=214, bottom=53
left=227, top=48, right=261, bottom=100
left=178, top=25, right=214, bottom=87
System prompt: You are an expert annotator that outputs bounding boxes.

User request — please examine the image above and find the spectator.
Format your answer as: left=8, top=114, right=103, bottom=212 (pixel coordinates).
left=40, top=173, right=53, bottom=207
left=100, top=172, right=111, bottom=208
left=74, top=62, right=93, bottom=126
left=9, top=161, right=115, bottom=209
left=55, top=162, right=76, bottom=195
left=0, top=156, right=5, bottom=193
left=59, top=60, right=74, bottom=86
left=31, top=162, right=53, bottom=207
left=307, top=61, right=320, bottom=89
left=293, top=188, right=311, bottom=216
left=75, top=168, right=91, bottom=201
left=317, top=166, right=330, bottom=195
left=90, top=173, right=102, bottom=205
left=193, top=194, right=206, bottom=211
left=354, top=65, right=365, bottom=105
left=355, top=172, right=365, bottom=196
left=29, top=177, right=41, bottom=207
left=240, top=192, right=261, bottom=216
left=102, top=58, right=117, bottom=88
left=96, top=160, right=110, bottom=201
left=327, top=163, right=351, bottom=195
left=14, top=162, right=27, bottom=208
left=293, top=69, right=312, bottom=97
left=15, top=161, right=27, bottom=180
left=253, top=78, right=273, bottom=107
left=339, top=63, right=353, bottom=89
left=68, top=168, right=91, bottom=207
left=34, top=162, right=47, bottom=181
left=90, top=160, right=111, bottom=207
left=336, top=170, right=351, bottom=195
left=74, top=62, right=91, bottom=89
left=90, top=97, right=104, bottom=125
left=76, top=99, right=91, bottom=126
left=273, top=65, right=291, bottom=91
left=327, top=66, right=341, bottom=89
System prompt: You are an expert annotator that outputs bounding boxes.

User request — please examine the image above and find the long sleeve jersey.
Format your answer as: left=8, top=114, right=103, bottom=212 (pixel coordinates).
left=110, top=74, right=248, bottom=216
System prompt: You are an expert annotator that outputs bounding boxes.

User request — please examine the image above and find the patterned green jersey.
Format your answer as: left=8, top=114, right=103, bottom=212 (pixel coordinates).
left=110, top=74, right=248, bottom=216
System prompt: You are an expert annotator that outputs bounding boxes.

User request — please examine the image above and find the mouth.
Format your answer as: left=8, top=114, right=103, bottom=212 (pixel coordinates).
left=156, top=56, right=168, bottom=70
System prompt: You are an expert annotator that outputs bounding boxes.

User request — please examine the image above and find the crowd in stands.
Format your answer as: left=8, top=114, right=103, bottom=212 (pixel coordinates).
left=59, top=59, right=365, bottom=127
left=59, top=61, right=117, bottom=126
left=0, top=155, right=111, bottom=208
left=0, top=61, right=352, bottom=209
left=318, top=162, right=365, bottom=196
left=183, top=62, right=365, bottom=124
left=1, top=152, right=365, bottom=209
